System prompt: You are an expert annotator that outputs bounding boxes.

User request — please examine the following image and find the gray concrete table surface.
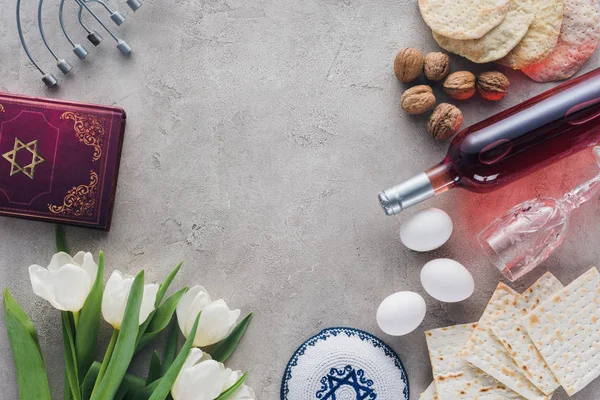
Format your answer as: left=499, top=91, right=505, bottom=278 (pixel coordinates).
left=1, top=0, right=600, bottom=399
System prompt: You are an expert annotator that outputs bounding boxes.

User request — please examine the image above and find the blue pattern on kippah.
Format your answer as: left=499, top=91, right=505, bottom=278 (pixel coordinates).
left=280, top=327, right=409, bottom=400
left=316, top=365, right=376, bottom=399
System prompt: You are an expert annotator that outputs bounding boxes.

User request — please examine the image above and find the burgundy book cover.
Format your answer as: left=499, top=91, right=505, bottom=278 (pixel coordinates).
left=0, top=92, right=126, bottom=230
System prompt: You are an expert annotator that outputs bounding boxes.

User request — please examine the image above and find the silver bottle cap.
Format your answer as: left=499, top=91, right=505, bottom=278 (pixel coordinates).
left=378, top=172, right=435, bottom=215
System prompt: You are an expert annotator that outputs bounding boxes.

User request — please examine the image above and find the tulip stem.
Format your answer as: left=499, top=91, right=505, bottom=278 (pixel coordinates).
left=72, top=311, right=79, bottom=329
left=90, top=329, right=119, bottom=399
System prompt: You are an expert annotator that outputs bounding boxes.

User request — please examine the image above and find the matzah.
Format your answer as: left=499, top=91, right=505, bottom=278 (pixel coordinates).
left=425, top=323, right=522, bottom=399
left=464, top=283, right=519, bottom=352
left=489, top=272, right=563, bottom=395
left=418, top=0, right=510, bottom=40
left=523, top=267, right=600, bottom=396
left=498, top=0, right=563, bottom=69
left=464, top=283, right=548, bottom=399
left=432, top=0, right=535, bottom=64
left=522, top=0, right=600, bottom=82
left=419, top=382, right=438, bottom=400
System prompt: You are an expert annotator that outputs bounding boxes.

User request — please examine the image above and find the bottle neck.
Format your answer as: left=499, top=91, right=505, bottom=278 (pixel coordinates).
left=378, top=161, right=456, bottom=215
left=425, top=161, right=457, bottom=194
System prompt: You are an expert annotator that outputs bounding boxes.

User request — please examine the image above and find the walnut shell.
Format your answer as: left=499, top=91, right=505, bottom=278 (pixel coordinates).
left=401, top=85, right=436, bottom=115
left=394, top=48, right=424, bottom=83
left=443, top=71, right=476, bottom=100
left=428, top=103, right=463, bottom=140
left=424, top=52, right=450, bottom=82
left=477, top=71, right=510, bottom=101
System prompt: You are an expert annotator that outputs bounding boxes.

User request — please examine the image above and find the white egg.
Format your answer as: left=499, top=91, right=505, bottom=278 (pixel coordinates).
left=400, top=208, right=453, bottom=252
left=376, top=291, right=426, bottom=336
left=420, top=258, right=474, bottom=303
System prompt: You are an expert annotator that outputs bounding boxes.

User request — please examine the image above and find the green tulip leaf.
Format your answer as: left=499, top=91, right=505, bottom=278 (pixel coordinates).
left=91, top=270, right=145, bottom=400
left=112, top=375, right=137, bottom=400
left=4, top=307, right=51, bottom=400
left=56, top=224, right=69, bottom=253
left=90, top=330, right=119, bottom=397
left=147, top=288, right=187, bottom=334
left=147, top=313, right=201, bottom=400
left=215, top=372, right=248, bottom=400
left=3, top=289, right=39, bottom=350
left=162, top=321, right=179, bottom=374
left=136, top=287, right=187, bottom=352
left=131, top=379, right=161, bottom=400
left=156, top=261, right=183, bottom=306
left=135, top=327, right=156, bottom=353
left=123, top=373, right=147, bottom=392
left=135, top=262, right=184, bottom=353
left=147, top=351, right=162, bottom=385
left=139, top=288, right=186, bottom=348
left=61, top=312, right=81, bottom=400
left=64, top=375, right=72, bottom=400
left=75, top=251, right=105, bottom=376
left=81, top=362, right=99, bottom=400
left=114, top=384, right=130, bottom=400
left=211, top=313, right=253, bottom=363
left=83, top=362, right=146, bottom=400
left=136, top=310, right=155, bottom=352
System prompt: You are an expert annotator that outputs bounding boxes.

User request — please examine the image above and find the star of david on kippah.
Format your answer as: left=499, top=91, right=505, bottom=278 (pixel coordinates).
left=2, top=138, right=46, bottom=179
left=317, top=366, right=376, bottom=400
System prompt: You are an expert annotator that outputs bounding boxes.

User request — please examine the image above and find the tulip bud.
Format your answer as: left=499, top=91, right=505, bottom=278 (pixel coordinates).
left=176, top=285, right=240, bottom=347
left=101, top=270, right=158, bottom=329
left=29, top=252, right=98, bottom=312
left=171, top=349, right=256, bottom=400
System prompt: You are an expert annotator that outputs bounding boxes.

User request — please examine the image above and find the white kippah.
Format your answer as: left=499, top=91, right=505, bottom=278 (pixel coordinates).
left=281, top=327, right=409, bottom=400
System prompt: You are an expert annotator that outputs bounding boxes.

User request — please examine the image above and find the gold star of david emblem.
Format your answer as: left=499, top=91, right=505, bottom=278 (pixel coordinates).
left=2, top=138, right=46, bottom=179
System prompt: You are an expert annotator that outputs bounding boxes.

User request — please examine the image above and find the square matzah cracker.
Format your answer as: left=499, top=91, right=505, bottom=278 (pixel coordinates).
left=465, top=282, right=519, bottom=351
left=419, top=382, right=438, bottom=400
left=464, top=284, right=548, bottom=399
left=425, top=323, right=522, bottom=399
left=523, top=267, right=600, bottom=396
left=490, top=272, right=563, bottom=395
left=464, top=283, right=519, bottom=353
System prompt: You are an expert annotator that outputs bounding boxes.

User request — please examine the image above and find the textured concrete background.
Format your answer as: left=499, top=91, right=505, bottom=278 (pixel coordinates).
left=1, top=0, right=600, bottom=398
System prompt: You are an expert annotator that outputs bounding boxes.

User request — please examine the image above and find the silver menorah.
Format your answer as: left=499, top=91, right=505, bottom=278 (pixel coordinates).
left=16, top=0, right=141, bottom=87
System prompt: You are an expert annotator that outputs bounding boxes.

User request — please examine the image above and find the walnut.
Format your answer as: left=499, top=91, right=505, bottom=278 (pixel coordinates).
left=443, top=71, right=476, bottom=100
left=394, top=48, right=424, bottom=83
left=401, top=85, right=436, bottom=114
left=477, top=71, right=510, bottom=101
left=424, top=52, right=450, bottom=82
left=427, top=103, right=463, bottom=140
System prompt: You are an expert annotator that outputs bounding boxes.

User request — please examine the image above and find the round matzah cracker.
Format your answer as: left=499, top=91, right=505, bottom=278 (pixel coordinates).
left=498, top=0, right=564, bottom=69
left=522, top=0, right=600, bottom=82
left=432, top=0, right=535, bottom=64
left=418, top=0, right=511, bottom=40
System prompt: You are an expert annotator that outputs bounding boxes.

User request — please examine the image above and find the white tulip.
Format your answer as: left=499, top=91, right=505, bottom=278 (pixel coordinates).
left=171, top=349, right=226, bottom=400
left=101, top=270, right=159, bottom=330
left=176, top=285, right=240, bottom=347
left=29, top=252, right=98, bottom=312
left=171, top=349, right=256, bottom=400
left=222, top=369, right=256, bottom=400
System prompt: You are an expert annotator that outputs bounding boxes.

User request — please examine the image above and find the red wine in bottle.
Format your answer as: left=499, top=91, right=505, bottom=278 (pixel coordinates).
left=379, top=68, right=600, bottom=215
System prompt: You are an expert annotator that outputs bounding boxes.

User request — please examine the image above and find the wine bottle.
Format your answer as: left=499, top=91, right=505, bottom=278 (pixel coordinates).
left=379, top=68, right=600, bottom=215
